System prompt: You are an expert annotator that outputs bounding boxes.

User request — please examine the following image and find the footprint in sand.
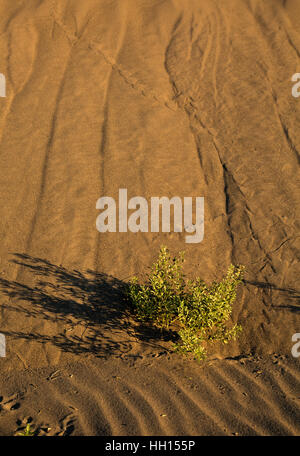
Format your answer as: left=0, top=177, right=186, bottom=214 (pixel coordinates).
left=56, top=412, right=77, bottom=436
left=0, top=394, right=23, bottom=412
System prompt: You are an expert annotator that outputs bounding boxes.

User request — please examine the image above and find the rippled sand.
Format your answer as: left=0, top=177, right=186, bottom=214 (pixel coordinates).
left=0, top=0, right=299, bottom=435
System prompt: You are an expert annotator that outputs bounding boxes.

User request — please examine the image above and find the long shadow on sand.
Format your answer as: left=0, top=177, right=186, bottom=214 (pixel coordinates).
left=0, top=254, right=175, bottom=358
left=244, top=280, right=300, bottom=313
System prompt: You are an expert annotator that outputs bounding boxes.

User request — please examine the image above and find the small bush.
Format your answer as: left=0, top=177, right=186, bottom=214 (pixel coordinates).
left=127, top=246, right=244, bottom=360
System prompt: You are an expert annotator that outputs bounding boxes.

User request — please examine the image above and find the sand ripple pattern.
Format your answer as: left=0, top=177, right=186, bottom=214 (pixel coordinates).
left=0, top=356, right=299, bottom=436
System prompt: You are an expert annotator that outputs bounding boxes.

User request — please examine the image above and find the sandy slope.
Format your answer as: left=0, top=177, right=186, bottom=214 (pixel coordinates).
left=0, top=0, right=299, bottom=435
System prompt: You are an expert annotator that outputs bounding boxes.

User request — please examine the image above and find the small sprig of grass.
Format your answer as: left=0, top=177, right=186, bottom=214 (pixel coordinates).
left=17, top=423, right=36, bottom=436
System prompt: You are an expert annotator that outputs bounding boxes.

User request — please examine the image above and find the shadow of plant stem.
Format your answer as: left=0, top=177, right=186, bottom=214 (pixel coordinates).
left=0, top=254, right=173, bottom=358
left=244, top=279, right=299, bottom=313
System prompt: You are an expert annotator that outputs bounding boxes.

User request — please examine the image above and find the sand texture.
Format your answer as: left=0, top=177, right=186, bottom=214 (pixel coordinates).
left=0, top=0, right=299, bottom=436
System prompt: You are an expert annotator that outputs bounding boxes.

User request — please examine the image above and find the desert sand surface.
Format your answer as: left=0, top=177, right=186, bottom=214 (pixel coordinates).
left=0, top=0, right=299, bottom=436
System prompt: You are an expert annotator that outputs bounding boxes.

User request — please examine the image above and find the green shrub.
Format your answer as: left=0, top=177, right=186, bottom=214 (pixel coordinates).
left=127, top=246, right=244, bottom=360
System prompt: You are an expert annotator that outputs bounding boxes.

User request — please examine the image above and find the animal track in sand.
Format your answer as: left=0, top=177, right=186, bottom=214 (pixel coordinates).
left=0, top=393, right=23, bottom=412
left=56, top=412, right=77, bottom=436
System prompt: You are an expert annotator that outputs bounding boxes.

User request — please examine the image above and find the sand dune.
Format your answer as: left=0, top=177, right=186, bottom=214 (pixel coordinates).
left=0, top=0, right=299, bottom=435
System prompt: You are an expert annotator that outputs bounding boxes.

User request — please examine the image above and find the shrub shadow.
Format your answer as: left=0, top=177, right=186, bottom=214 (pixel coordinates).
left=0, top=254, right=172, bottom=358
